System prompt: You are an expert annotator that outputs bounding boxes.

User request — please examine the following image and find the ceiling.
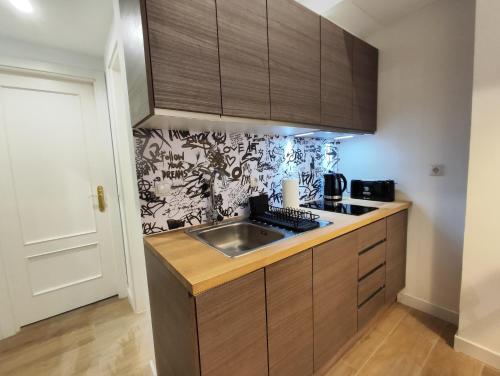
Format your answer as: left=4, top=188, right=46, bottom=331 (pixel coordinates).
left=297, top=0, right=438, bottom=37
left=0, top=0, right=436, bottom=58
left=0, top=0, right=113, bottom=57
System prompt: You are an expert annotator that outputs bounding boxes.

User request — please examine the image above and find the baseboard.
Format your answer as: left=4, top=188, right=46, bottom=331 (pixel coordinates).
left=455, top=334, right=500, bottom=370
left=397, top=292, right=459, bottom=325
left=149, top=360, right=157, bottom=376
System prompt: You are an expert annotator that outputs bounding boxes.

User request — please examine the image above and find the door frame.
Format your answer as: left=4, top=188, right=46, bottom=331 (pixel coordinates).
left=105, top=36, right=149, bottom=314
left=0, top=56, right=128, bottom=339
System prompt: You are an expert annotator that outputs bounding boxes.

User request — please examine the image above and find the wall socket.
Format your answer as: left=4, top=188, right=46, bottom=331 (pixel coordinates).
left=430, top=164, right=445, bottom=176
left=250, top=177, right=259, bottom=188
left=155, top=181, right=169, bottom=197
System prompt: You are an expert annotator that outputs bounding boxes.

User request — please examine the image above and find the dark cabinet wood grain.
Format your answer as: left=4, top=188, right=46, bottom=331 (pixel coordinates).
left=266, top=250, right=313, bottom=376
left=313, top=232, right=358, bottom=372
left=353, top=36, right=379, bottom=132
left=321, top=18, right=353, bottom=128
left=119, top=0, right=153, bottom=127
left=145, top=249, right=200, bottom=376
left=145, top=0, right=222, bottom=114
left=268, top=0, right=321, bottom=124
left=196, top=269, right=268, bottom=376
left=216, top=0, right=270, bottom=119
left=385, top=210, right=408, bottom=303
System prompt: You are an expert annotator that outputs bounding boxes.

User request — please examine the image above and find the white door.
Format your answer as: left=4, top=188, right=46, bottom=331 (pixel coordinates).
left=0, top=70, right=121, bottom=326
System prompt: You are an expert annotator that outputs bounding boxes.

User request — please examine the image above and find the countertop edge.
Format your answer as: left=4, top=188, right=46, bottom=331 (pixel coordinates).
left=144, top=202, right=411, bottom=296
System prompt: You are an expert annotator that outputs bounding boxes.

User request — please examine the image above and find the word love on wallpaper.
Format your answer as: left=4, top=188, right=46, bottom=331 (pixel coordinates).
left=134, top=129, right=339, bottom=234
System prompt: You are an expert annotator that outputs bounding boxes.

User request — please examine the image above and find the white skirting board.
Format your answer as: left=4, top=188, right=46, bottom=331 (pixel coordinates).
left=397, top=291, right=459, bottom=325
left=149, top=360, right=157, bottom=376
left=454, top=335, right=500, bottom=370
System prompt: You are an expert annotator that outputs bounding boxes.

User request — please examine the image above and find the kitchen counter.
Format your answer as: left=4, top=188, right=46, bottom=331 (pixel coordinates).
left=144, top=199, right=411, bottom=295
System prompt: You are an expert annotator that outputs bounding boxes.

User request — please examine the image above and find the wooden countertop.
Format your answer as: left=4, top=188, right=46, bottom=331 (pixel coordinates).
left=144, top=199, right=411, bottom=296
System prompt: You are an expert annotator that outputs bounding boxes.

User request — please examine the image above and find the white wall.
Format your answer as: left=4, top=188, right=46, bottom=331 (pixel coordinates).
left=0, top=36, right=104, bottom=71
left=339, top=0, right=475, bottom=321
left=455, top=0, right=500, bottom=369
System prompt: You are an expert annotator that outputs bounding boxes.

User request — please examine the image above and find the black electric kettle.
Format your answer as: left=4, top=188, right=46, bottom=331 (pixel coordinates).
left=324, top=173, right=347, bottom=202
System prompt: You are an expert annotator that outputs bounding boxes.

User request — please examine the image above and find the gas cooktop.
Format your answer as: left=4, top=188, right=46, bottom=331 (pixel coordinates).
left=300, top=200, right=379, bottom=216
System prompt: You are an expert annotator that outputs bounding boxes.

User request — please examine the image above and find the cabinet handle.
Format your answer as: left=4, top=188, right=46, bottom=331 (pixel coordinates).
left=97, top=185, right=106, bottom=212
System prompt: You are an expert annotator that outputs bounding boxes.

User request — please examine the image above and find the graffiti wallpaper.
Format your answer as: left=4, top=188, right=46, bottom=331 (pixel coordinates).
left=134, top=129, right=339, bottom=235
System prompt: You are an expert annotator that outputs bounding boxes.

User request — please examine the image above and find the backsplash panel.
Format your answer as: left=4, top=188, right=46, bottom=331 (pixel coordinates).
left=134, top=129, right=338, bottom=234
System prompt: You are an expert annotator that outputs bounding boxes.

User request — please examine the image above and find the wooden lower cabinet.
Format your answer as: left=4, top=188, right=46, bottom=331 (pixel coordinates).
left=196, top=269, right=268, bottom=376
left=145, top=211, right=409, bottom=376
left=266, top=250, right=313, bottom=376
left=313, top=232, right=358, bottom=372
left=385, top=210, right=408, bottom=303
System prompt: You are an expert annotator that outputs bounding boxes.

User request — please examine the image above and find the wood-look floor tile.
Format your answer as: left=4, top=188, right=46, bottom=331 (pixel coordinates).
left=483, top=366, right=500, bottom=376
left=324, top=359, right=357, bottom=376
left=355, top=309, right=447, bottom=376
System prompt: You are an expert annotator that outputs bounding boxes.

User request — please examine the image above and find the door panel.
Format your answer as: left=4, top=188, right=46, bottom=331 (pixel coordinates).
left=321, top=18, right=353, bottom=128
left=146, top=0, right=222, bottom=114
left=353, top=37, right=378, bottom=132
left=0, top=72, right=119, bottom=326
left=386, top=210, right=408, bottom=302
left=217, top=0, right=270, bottom=119
left=313, top=232, right=358, bottom=372
left=268, top=0, right=321, bottom=124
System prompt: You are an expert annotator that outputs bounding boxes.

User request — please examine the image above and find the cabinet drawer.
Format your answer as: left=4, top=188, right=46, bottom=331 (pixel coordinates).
left=358, top=242, right=386, bottom=279
left=358, top=287, right=385, bottom=329
left=358, top=265, right=385, bottom=305
left=357, top=219, right=386, bottom=252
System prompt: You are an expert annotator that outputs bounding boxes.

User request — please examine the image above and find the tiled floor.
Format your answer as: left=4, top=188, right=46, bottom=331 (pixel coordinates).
left=0, top=297, right=498, bottom=376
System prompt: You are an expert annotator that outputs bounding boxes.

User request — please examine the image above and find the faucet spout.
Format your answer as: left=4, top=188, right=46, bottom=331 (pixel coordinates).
left=208, top=167, right=227, bottom=225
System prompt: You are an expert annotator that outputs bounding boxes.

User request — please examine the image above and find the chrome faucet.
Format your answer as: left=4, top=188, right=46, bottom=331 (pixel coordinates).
left=208, top=167, right=228, bottom=225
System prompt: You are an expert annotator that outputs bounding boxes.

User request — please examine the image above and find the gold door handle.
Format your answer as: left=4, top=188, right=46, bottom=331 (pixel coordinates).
left=97, top=186, right=106, bottom=212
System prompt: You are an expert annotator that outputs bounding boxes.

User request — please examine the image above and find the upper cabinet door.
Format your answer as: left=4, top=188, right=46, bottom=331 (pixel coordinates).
left=353, top=37, right=379, bottom=133
left=145, top=0, right=222, bottom=114
left=321, top=18, right=353, bottom=129
left=119, top=0, right=153, bottom=126
left=216, top=0, right=270, bottom=119
left=268, top=0, right=321, bottom=124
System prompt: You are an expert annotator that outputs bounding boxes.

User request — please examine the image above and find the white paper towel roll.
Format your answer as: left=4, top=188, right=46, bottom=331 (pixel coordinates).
left=282, top=179, right=300, bottom=208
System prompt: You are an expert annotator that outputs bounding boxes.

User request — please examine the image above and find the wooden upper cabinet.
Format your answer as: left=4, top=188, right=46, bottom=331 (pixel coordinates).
left=119, top=0, right=153, bottom=126
left=216, top=0, right=270, bottom=119
left=145, top=0, right=222, bottom=114
left=196, top=269, right=268, bottom=376
left=321, top=18, right=354, bottom=128
left=266, top=250, right=313, bottom=376
left=268, top=0, right=321, bottom=124
left=385, top=210, right=408, bottom=303
left=353, top=36, right=379, bottom=133
left=313, top=232, right=358, bottom=372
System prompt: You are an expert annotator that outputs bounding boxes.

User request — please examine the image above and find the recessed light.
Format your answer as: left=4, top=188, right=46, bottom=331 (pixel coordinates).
left=333, top=135, right=354, bottom=141
left=294, top=132, right=315, bottom=138
left=9, top=0, right=33, bottom=13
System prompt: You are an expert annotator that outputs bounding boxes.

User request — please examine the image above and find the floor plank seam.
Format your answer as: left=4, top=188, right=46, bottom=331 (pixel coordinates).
left=353, top=306, right=410, bottom=375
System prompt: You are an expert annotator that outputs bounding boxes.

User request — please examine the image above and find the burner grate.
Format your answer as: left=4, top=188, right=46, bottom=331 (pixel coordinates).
left=250, top=206, right=320, bottom=232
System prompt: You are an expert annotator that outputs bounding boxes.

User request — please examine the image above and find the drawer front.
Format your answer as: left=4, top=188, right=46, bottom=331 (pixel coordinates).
left=358, top=242, right=386, bottom=279
left=358, top=265, right=385, bottom=305
left=358, top=287, right=385, bottom=329
left=357, top=219, right=386, bottom=252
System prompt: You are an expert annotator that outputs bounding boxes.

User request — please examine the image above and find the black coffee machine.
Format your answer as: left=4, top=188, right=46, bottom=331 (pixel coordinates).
left=324, top=173, right=347, bottom=203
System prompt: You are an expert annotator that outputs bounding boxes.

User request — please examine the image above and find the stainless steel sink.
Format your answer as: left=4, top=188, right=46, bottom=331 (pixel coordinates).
left=187, top=220, right=290, bottom=258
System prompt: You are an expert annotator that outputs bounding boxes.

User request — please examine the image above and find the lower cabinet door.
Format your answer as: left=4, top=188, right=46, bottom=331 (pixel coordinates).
left=313, top=232, right=358, bottom=372
left=196, top=269, right=268, bottom=376
left=386, top=210, right=408, bottom=302
left=266, top=250, right=313, bottom=376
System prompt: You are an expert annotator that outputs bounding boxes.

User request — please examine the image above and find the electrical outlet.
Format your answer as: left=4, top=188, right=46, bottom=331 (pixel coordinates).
left=430, top=164, right=445, bottom=176
left=155, top=181, right=169, bottom=197
left=250, top=177, right=259, bottom=188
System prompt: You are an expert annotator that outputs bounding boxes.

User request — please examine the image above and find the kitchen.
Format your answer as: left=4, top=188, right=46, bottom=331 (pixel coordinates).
left=0, top=0, right=498, bottom=375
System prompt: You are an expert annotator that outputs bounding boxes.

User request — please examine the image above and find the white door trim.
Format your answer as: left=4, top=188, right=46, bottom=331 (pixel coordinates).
left=105, top=37, right=149, bottom=313
left=0, top=57, right=128, bottom=338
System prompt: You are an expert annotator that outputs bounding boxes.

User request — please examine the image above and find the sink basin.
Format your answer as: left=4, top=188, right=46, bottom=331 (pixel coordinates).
left=187, top=221, right=286, bottom=258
